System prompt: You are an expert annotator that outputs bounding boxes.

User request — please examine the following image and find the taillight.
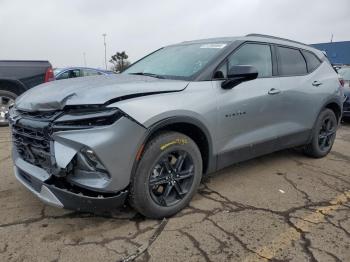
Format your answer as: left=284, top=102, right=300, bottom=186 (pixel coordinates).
left=339, top=78, right=345, bottom=87
left=44, top=67, right=54, bottom=82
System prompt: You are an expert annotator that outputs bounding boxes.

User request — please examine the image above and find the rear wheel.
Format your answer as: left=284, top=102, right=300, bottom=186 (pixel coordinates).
left=304, top=109, right=337, bottom=158
left=0, top=90, right=17, bottom=127
left=130, top=131, right=202, bottom=218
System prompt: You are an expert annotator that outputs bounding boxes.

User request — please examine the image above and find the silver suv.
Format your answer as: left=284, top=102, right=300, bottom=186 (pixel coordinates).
left=8, top=34, right=343, bottom=218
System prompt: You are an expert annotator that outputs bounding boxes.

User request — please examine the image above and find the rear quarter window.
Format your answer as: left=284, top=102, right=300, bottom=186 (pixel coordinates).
left=302, top=51, right=321, bottom=72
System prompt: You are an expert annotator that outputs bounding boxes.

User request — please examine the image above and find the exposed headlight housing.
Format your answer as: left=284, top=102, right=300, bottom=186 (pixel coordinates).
left=53, top=108, right=123, bottom=130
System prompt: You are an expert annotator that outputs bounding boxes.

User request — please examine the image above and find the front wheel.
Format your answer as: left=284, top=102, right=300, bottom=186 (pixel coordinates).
left=129, top=132, right=202, bottom=219
left=0, top=90, right=17, bottom=127
left=304, top=109, right=338, bottom=158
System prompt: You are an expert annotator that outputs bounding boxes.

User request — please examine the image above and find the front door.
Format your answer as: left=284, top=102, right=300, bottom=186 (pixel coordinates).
left=213, top=43, right=284, bottom=168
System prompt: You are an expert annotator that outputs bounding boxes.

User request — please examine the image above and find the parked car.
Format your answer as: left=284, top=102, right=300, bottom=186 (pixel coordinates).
left=0, top=60, right=53, bottom=125
left=8, top=34, right=343, bottom=218
left=338, top=66, right=350, bottom=120
left=54, top=67, right=115, bottom=80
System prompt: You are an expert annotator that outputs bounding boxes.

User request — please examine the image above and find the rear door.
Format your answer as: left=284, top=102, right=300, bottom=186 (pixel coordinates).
left=275, top=46, right=321, bottom=147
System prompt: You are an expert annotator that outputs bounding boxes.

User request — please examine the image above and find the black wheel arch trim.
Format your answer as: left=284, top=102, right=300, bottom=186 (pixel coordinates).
left=307, top=97, right=343, bottom=143
left=321, top=97, right=343, bottom=123
left=132, top=116, right=216, bottom=178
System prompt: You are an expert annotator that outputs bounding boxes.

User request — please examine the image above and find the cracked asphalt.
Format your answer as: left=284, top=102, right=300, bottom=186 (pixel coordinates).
left=0, top=124, right=350, bottom=262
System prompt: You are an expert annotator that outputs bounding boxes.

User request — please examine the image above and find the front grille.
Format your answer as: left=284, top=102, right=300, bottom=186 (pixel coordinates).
left=15, top=109, right=62, bottom=121
left=11, top=114, right=54, bottom=171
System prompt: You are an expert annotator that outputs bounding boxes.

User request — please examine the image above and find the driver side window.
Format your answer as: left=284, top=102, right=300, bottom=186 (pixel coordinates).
left=216, top=43, right=273, bottom=79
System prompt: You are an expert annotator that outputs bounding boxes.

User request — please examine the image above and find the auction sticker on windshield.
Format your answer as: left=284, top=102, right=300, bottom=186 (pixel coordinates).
left=200, top=43, right=227, bottom=49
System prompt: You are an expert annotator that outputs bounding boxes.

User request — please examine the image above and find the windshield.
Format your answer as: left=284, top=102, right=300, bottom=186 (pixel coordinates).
left=338, top=67, right=350, bottom=80
left=53, top=68, right=63, bottom=76
left=123, top=42, right=228, bottom=80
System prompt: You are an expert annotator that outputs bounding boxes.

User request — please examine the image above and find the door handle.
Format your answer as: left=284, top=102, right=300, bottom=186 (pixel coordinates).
left=312, top=81, right=323, bottom=87
left=268, top=88, right=281, bottom=95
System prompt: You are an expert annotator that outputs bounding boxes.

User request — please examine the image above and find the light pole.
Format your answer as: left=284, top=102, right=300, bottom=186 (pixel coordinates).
left=102, top=33, right=107, bottom=70
left=83, top=52, right=87, bottom=67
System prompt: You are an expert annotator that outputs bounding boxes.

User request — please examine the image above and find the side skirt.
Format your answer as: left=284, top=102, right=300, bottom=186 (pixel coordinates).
left=215, top=130, right=311, bottom=171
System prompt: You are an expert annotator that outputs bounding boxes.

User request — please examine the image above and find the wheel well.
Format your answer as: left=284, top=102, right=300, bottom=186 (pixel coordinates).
left=325, top=102, right=341, bottom=122
left=148, top=122, right=210, bottom=174
left=0, top=80, right=25, bottom=95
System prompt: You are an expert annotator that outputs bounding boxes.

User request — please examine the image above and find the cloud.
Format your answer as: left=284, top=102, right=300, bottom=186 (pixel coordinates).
left=0, top=0, right=348, bottom=68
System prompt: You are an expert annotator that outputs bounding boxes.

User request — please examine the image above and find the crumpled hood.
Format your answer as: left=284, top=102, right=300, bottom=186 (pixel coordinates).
left=15, top=74, right=189, bottom=111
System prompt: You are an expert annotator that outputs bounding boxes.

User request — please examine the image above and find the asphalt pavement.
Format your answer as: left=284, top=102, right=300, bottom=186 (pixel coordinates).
left=0, top=124, right=349, bottom=262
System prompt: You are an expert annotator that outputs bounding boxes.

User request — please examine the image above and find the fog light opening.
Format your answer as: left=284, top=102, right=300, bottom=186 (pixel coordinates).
left=80, top=147, right=108, bottom=175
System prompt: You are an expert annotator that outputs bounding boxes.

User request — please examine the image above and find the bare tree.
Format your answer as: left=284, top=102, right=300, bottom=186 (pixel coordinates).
left=110, top=51, right=130, bottom=72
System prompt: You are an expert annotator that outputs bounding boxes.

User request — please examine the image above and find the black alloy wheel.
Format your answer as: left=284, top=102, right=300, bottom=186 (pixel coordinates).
left=304, top=108, right=337, bottom=158
left=318, top=116, right=337, bottom=152
left=149, top=150, right=195, bottom=207
left=129, top=131, right=202, bottom=219
left=0, top=90, right=17, bottom=126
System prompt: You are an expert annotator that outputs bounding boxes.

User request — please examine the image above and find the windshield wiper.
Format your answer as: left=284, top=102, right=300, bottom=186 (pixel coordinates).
left=128, top=72, right=165, bottom=79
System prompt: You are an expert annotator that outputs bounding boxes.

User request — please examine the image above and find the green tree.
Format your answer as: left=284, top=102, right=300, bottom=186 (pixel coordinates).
left=110, top=51, right=130, bottom=72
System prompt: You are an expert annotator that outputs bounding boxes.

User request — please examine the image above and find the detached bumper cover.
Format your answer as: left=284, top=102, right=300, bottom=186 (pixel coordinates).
left=13, top=150, right=128, bottom=213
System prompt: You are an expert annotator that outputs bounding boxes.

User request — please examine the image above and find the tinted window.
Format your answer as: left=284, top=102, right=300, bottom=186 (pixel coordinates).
left=56, top=69, right=81, bottom=80
left=228, top=44, right=272, bottom=78
left=302, top=51, right=321, bottom=72
left=277, top=47, right=307, bottom=76
left=213, top=63, right=228, bottom=79
left=83, top=69, right=101, bottom=76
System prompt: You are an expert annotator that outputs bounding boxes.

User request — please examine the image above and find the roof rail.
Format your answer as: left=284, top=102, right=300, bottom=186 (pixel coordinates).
left=246, top=34, right=308, bottom=46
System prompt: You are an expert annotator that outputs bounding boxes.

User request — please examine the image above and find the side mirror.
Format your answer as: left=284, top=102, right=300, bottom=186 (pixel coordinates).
left=221, top=65, right=258, bottom=89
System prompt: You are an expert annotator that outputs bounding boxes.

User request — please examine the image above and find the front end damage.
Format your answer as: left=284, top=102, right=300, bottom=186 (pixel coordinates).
left=8, top=106, right=146, bottom=212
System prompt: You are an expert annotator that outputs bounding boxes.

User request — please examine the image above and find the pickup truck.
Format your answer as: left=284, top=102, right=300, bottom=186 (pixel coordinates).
left=0, top=60, right=54, bottom=125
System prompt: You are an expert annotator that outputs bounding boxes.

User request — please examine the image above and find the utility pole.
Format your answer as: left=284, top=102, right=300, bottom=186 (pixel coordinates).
left=83, top=52, right=87, bottom=67
left=330, top=33, right=334, bottom=43
left=102, top=33, right=107, bottom=70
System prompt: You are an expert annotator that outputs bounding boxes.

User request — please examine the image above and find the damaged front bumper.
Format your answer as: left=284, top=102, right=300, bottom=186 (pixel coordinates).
left=9, top=107, right=146, bottom=212
left=13, top=150, right=128, bottom=212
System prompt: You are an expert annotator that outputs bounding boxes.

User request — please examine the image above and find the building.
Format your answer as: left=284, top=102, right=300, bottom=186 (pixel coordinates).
left=311, top=41, right=350, bottom=65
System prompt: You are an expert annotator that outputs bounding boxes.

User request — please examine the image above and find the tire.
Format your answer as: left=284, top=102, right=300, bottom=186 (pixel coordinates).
left=129, top=131, right=203, bottom=219
left=0, top=90, right=17, bottom=127
left=304, top=109, right=337, bottom=158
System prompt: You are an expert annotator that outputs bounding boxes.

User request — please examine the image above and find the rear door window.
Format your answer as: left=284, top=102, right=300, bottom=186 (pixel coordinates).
left=277, top=46, right=307, bottom=76
left=83, top=69, right=102, bottom=76
left=69, top=69, right=81, bottom=78
left=302, top=51, right=321, bottom=72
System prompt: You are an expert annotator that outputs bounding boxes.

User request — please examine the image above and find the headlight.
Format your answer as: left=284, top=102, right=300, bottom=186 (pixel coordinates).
left=53, top=108, right=123, bottom=129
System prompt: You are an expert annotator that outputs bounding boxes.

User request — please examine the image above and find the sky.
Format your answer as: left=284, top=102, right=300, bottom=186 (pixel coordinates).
left=0, top=0, right=349, bottom=69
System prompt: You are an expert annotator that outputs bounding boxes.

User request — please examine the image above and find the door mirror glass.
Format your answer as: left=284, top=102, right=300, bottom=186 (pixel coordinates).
left=221, top=65, right=258, bottom=89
